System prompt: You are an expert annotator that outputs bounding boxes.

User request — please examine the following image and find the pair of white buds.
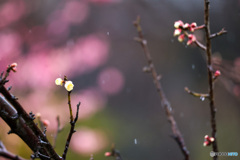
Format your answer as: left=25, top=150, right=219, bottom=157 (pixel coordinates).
left=55, top=78, right=74, bottom=91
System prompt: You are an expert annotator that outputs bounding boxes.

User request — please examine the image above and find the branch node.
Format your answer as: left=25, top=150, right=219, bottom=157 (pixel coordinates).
left=7, top=86, right=12, bottom=91
left=142, top=66, right=151, bottom=73
left=29, top=112, right=35, bottom=120
left=38, top=137, right=48, bottom=145
left=11, top=94, right=18, bottom=100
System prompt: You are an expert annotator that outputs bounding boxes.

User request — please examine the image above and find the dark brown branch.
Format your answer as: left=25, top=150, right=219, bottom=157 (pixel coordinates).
left=0, top=95, right=50, bottom=160
left=204, top=0, right=218, bottom=159
left=0, top=141, right=27, bottom=160
left=0, top=85, right=61, bottom=160
left=133, top=16, right=189, bottom=160
left=0, top=66, right=60, bottom=160
left=62, top=101, right=80, bottom=160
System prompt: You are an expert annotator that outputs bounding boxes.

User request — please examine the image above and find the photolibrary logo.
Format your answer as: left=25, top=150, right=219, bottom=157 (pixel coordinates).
left=210, top=151, right=238, bottom=157
left=210, top=151, right=215, bottom=157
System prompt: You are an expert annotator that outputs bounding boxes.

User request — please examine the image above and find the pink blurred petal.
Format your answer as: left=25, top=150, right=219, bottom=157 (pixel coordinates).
left=47, top=19, right=69, bottom=40
left=0, top=31, right=22, bottom=60
left=62, top=1, right=89, bottom=25
left=97, top=67, right=125, bottom=95
left=70, top=127, right=108, bottom=155
left=89, top=0, right=122, bottom=4
left=71, top=34, right=110, bottom=74
left=0, top=0, right=26, bottom=28
left=72, top=88, right=107, bottom=119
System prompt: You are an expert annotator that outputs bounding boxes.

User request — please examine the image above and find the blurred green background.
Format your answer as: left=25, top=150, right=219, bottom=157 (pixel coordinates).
left=0, top=0, right=240, bottom=160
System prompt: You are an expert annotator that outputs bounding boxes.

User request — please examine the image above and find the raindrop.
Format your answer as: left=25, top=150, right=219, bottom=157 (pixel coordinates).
left=29, top=30, right=32, bottom=33
left=200, top=96, right=205, bottom=101
left=171, top=38, right=174, bottom=43
left=192, top=64, right=195, bottom=70
left=134, top=138, right=138, bottom=144
left=107, top=32, right=110, bottom=36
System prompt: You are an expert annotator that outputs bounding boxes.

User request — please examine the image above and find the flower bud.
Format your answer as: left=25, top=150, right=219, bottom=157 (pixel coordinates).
left=10, top=63, right=17, bottom=68
left=43, top=120, right=50, bottom=127
left=178, top=34, right=185, bottom=42
left=64, top=81, right=74, bottom=91
left=104, top=152, right=111, bottom=157
left=174, top=20, right=184, bottom=28
left=214, top=70, right=221, bottom=77
left=187, top=34, right=196, bottom=45
left=203, top=135, right=214, bottom=147
left=188, top=34, right=196, bottom=41
left=36, top=112, right=41, bottom=118
left=209, top=137, right=215, bottom=142
left=183, top=23, right=190, bottom=29
left=55, top=78, right=64, bottom=86
left=190, top=22, right=197, bottom=28
left=10, top=63, right=17, bottom=72
left=203, top=141, right=210, bottom=147
left=174, top=29, right=182, bottom=36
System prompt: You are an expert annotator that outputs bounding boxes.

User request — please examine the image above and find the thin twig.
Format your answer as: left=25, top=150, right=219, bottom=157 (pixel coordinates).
left=194, top=40, right=206, bottom=51
left=185, top=87, right=209, bottom=98
left=210, top=28, right=227, bottom=39
left=67, top=91, right=74, bottom=123
left=62, top=101, right=80, bottom=160
left=194, top=24, right=205, bottom=30
left=133, top=16, right=189, bottom=160
left=53, top=115, right=62, bottom=148
left=106, top=144, right=122, bottom=160
left=204, top=0, right=218, bottom=159
left=0, top=141, right=28, bottom=160
left=37, top=115, right=44, bottom=132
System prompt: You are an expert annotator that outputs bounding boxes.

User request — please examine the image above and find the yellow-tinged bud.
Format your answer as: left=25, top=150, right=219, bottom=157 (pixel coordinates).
left=55, top=78, right=63, bottom=86
left=64, top=81, right=74, bottom=91
left=174, top=29, right=182, bottom=36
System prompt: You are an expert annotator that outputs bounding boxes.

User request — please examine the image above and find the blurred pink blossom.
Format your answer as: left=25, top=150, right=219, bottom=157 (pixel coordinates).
left=97, top=67, right=125, bottom=95
left=71, top=88, right=107, bottom=120
left=10, top=33, right=110, bottom=89
left=47, top=19, right=69, bottom=40
left=70, top=127, right=108, bottom=155
left=89, top=0, right=122, bottom=4
left=14, top=52, right=55, bottom=89
left=18, top=90, right=67, bottom=131
left=62, top=1, right=89, bottom=25
left=71, top=34, right=110, bottom=75
left=0, top=0, right=26, bottom=28
left=23, top=26, right=48, bottom=47
left=0, top=31, right=22, bottom=61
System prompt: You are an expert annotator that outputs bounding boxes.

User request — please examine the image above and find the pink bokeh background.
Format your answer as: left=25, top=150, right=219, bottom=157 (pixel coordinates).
left=0, top=0, right=124, bottom=157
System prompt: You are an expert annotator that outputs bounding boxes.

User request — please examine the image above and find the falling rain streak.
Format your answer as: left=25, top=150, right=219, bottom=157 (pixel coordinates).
left=134, top=138, right=138, bottom=144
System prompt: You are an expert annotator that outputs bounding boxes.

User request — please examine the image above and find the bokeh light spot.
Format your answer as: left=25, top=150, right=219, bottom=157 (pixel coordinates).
left=70, top=127, right=108, bottom=155
left=97, top=67, right=124, bottom=95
